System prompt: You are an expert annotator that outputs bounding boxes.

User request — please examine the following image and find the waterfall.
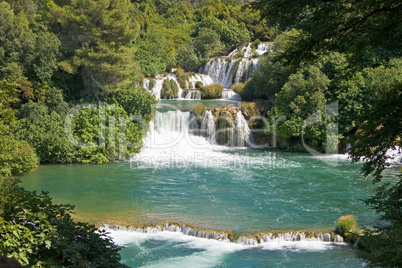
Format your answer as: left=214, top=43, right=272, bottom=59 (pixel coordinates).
left=201, top=42, right=271, bottom=89
left=148, top=75, right=183, bottom=100
left=185, top=90, right=201, bottom=100
left=234, top=111, right=251, bottom=147
left=201, top=111, right=216, bottom=144
left=189, top=74, right=214, bottom=88
left=104, top=224, right=344, bottom=245
left=236, top=232, right=344, bottom=246
left=103, top=223, right=231, bottom=243
left=147, top=110, right=251, bottom=148
left=222, top=89, right=241, bottom=100
left=134, top=109, right=253, bottom=167
left=154, top=110, right=189, bottom=134
left=143, top=78, right=150, bottom=90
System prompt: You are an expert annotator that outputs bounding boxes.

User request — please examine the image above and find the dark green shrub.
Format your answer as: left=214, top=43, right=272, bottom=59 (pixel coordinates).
left=195, top=81, right=204, bottom=89
left=252, top=39, right=261, bottom=49
left=149, top=79, right=156, bottom=90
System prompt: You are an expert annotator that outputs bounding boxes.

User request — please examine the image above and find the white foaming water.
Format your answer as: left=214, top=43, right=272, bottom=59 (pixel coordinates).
left=107, top=227, right=343, bottom=268
left=108, top=229, right=245, bottom=268
left=143, top=78, right=150, bottom=90
left=234, top=111, right=252, bottom=147
left=185, top=90, right=201, bottom=100
left=188, top=74, right=214, bottom=88
left=132, top=111, right=234, bottom=168
left=131, top=111, right=260, bottom=169
left=202, top=58, right=259, bottom=89
left=200, top=110, right=216, bottom=144
left=222, top=89, right=241, bottom=100
left=201, top=42, right=271, bottom=88
left=386, top=146, right=402, bottom=166
left=149, top=75, right=183, bottom=100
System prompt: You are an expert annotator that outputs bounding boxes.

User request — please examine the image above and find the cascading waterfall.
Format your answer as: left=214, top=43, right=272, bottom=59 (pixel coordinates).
left=104, top=224, right=344, bottom=245
left=147, top=75, right=183, bottom=100
left=237, top=232, right=344, bottom=246
left=140, top=109, right=252, bottom=152
left=200, top=110, right=216, bottom=144
left=189, top=74, right=214, bottom=88
left=185, top=90, right=201, bottom=100
left=222, top=89, right=241, bottom=100
left=234, top=111, right=251, bottom=147
left=201, top=42, right=271, bottom=89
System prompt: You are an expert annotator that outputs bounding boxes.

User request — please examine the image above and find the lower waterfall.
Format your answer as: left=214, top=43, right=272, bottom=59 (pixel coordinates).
left=133, top=110, right=254, bottom=167
left=104, top=223, right=344, bottom=245
left=222, top=89, right=241, bottom=100
left=185, top=90, right=201, bottom=100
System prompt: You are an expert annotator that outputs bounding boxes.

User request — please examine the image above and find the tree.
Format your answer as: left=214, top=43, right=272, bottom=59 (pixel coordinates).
left=193, top=27, right=225, bottom=59
left=253, top=0, right=401, bottom=68
left=48, top=0, right=140, bottom=98
left=0, top=76, right=38, bottom=177
left=266, top=65, right=332, bottom=150
left=0, top=2, right=60, bottom=83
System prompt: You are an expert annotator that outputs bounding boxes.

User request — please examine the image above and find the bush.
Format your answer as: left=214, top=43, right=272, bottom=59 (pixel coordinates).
left=193, top=102, right=206, bottom=117
left=200, top=83, right=224, bottom=99
left=195, top=81, right=204, bottom=89
left=252, top=39, right=261, bottom=49
left=16, top=101, right=76, bottom=164
left=235, top=51, right=244, bottom=59
left=0, top=138, right=38, bottom=177
left=104, top=87, right=157, bottom=123
left=175, top=68, right=190, bottom=88
left=170, top=79, right=179, bottom=97
left=335, top=215, right=358, bottom=237
left=149, top=79, right=156, bottom=90
left=232, top=83, right=245, bottom=94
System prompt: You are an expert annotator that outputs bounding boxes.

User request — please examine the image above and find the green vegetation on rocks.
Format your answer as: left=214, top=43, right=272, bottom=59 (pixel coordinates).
left=200, top=83, right=224, bottom=99
left=335, top=215, right=359, bottom=239
left=193, top=102, right=207, bottom=117
left=195, top=81, right=204, bottom=89
left=161, top=79, right=179, bottom=99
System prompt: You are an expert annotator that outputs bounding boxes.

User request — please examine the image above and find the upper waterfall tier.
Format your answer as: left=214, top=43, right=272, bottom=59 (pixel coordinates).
left=144, top=74, right=214, bottom=100
left=200, top=42, right=271, bottom=89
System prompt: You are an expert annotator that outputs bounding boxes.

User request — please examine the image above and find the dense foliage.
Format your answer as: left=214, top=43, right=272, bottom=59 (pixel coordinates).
left=0, top=178, right=128, bottom=267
